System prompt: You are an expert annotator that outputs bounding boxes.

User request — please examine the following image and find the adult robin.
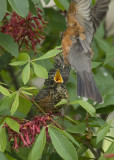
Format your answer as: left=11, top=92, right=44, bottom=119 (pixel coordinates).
left=34, top=56, right=70, bottom=113
left=62, top=0, right=110, bottom=103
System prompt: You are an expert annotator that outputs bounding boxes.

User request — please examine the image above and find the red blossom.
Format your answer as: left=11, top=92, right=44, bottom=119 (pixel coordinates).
left=104, top=154, right=114, bottom=159
left=4, top=114, right=52, bottom=150
left=0, top=7, right=47, bottom=51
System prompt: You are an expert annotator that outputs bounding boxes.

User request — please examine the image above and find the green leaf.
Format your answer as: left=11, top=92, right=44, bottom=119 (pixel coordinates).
left=48, top=127, right=78, bottom=160
left=0, top=124, right=6, bottom=152
left=95, top=35, right=110, bottom=52
left=8, top=0, right=29, bottom=18
left=0, top=85, right=11, bottom=96
left=0, top=152, right=8, bottom=160
left=99, top=142, right=114, bottom=160
left=104, top=47, right=114, bottom=65
left=32, top=62, right=48, bottom=79
left=66, top=122, right=86, bottom=134
left=92, top=62, right=102, bottom=69
left=28, top=127, right=46, bottom=160
left=5, top=117, right=20, bottom=133
left=54, top=0, right=69, bottom=11
left=21, top=87, right=37, bottom=90
left=77, top=144, right=87, bottom=157
left=35, top=46, right=61, bottom=61
left=18, top=53, right=30, bottom=61
left=89, top=117, right=106, bottom=127
left=22, top=63, right=30, bottom=85
left=10, top=92, right=19, bottom=115
left=44, top=0, right=50, bottom=5
left=0, top=0, right=7, bottom=22
left=31, top=0, right=40, bottom=5
left=29, top=0, right=37, bottom=16
left=0, top=92, right=16, bottom=113
left=21, top=91, right=32, bottom=96
left=64, top=116, right=79, bottom=125
left=50, top=125, right=80, bottom=147
left=55, top=99, right=67, bottom=107
left=0, top=33, right=18, bottom=57
left=17, top=96, right=31, bottom=117
left=96, top=124, right=110, bottom=144
left=70, top=100, right=96, bottom=117
left=10, top=61, right=28, bottom=66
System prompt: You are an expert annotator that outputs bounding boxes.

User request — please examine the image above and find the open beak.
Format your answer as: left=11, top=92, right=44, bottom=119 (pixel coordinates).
left=54, top=69, right=63, bottom=83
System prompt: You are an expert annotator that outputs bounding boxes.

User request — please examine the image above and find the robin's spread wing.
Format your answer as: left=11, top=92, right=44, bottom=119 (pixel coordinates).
left=68, top=0, right=94, bottom=52
left=91, top=0, right=110, bottom=32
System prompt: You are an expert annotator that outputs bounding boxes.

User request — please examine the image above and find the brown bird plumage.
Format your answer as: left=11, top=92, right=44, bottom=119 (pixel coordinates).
left=35, top=56, right=70, bottom=113
left=62, top=0, right=110, bottom=103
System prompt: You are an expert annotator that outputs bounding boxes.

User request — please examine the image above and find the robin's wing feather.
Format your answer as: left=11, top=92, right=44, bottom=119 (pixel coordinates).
left=91, top=0, right=110, bottom=32
left=68, top=40, right=102, bottom=103
left=73, top=0, right=94, bottom=52
left=35, top=88, right=50, bottom=102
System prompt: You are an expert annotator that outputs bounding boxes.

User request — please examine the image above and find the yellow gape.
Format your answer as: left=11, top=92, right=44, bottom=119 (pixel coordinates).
left=54, top=69, right=63, bottom=83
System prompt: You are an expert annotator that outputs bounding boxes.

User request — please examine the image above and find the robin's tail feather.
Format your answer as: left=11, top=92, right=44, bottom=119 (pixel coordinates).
left=77, top=71, right=103, bottom=103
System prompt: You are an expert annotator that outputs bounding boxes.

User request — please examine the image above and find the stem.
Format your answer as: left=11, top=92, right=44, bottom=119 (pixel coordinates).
left=83, top=140, right=99, bottom=160
left=32, top=100, right=46, bottom=115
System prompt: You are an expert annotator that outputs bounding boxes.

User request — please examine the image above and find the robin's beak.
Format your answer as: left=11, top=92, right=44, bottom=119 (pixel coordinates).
left=54, top=69, right=63, bottom=83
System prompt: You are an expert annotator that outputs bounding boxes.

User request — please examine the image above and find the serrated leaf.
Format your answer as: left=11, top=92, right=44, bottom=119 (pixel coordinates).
left=66, top=122, right=86, bottom=134
left=50, top=125, right=80, bottom=147
left=54, top=0, right=69, bottom=11
left=0, top=85, right=11, bottom=96
left=0, top=33, right=18, bottom=57
left=0, top=0, right=7, bottom=22
left=28, top=127, right=46, bottom=160
left=0, top=124, right=6, bottom=152
left=22, top=63, right=30, bottom=85
left=96, top=124, right=110, bottom=144
left=55, top=99, right=67, bottom=107
left=10, top=92, right=19, bottom=115
left=48, top=127, right=78, bottom=160
left=35, top=46, right=61, bottom=61
left=8, top=0, right=29, bottom=18
left=70, top=100, right=96, bottom=117
left=104, top=47, right=114, bottom=65
left=5, top=117, right=20, bottom=133
left=32, top=62, right=48, bottom=79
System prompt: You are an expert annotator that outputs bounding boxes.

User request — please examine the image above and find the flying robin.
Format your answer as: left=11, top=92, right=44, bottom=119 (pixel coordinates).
left=62, top=0, right=110, bottom=103
left=34, top=56, right=70, bottom=113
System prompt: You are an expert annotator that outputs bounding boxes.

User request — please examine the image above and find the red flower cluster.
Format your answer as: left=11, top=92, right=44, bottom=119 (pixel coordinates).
left=4, top=114, right=52, bottom=150
left=0, top=7, right=47, bottom=51
left=104, top=154, right=114, bottom=159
